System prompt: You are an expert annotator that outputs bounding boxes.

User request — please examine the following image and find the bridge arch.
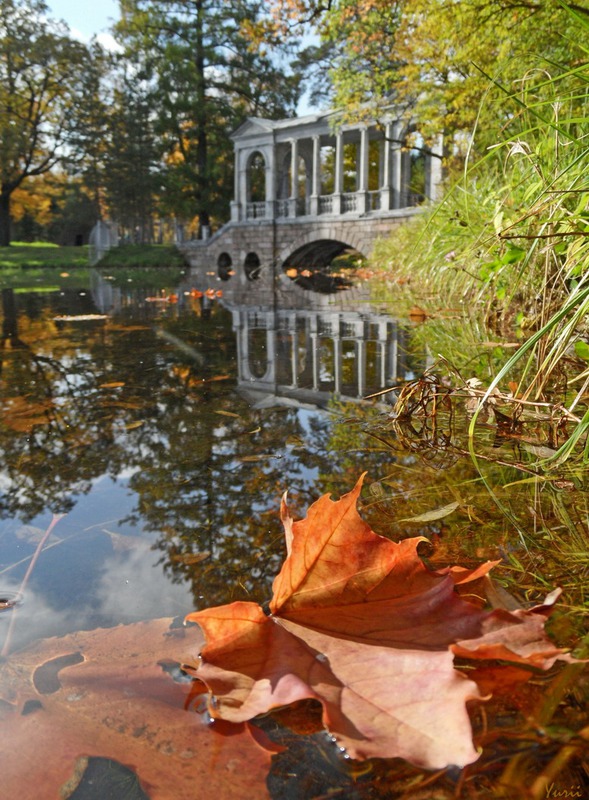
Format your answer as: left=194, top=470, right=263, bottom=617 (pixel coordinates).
left=244, top=251, right=262, bottom=280
left=278, top=221, right=369, bottom=271
left=217, top=252, right=233, bottom=280
left=282, top=239, right=364, bottom=270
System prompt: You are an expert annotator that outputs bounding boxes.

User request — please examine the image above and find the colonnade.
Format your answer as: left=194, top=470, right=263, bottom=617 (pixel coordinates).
left=232, top=306, right=427, bottom=402
left=230, top=110, right=443, bottom=223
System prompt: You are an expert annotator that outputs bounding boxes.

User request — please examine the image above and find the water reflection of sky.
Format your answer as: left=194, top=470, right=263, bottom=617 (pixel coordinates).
left=0, top=474, right=195, bottom=653
left=1, top=272, right=425, bottom=659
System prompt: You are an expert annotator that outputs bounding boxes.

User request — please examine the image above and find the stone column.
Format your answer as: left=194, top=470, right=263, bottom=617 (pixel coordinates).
left=333, top=335, right=342, bottom=394
left=389, top=321, right=398, bottom=383
left=380, top=121, right=393, bottom=211
left=230, top=146, right=241, bottom=221
left=289, top=138, right=299, bottom=217
left=356, top=339, right=366, bottom=398
left=391, top=122, right=402, bottom=210
left=310, top=135, right=321, bottom=216
left=265, top=144, right=276, bottom=219
left=309, top=313, right=319, bottom=389
left=400, top=149, right=412, bottom=208
left=235, top=149, right=249, bottom=221
left=357, top=125, right=369, bottom=214
left=264, top=314, right=277, bottom=384
left=333, top=130, right=344, bottom=215
left=425, top=132, right=444, bottom=201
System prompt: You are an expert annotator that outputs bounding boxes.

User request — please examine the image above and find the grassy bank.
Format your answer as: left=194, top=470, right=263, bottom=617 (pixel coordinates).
left=0, top=243, right=90, bottom=269
left=96, top=244, right=187, bottom=269
left=371, top=15, right=589, bottom=477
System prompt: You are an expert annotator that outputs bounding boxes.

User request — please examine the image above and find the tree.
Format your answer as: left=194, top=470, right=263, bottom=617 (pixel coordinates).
left=116, top=0, right=304, bottom=237
left=102, top=72, right=160, bottom=242
left=262, top=0, right=588, bottom=151
left=0, top=0, right=90, bottom=246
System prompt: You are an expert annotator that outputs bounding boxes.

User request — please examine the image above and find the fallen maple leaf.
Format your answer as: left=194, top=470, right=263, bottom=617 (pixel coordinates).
left=186, top=475, right=573, bottom=770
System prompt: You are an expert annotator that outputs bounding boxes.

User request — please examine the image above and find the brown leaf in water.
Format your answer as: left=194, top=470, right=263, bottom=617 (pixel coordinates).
left=169, top=551, right=211, bottom=565
left=186, top=476, right=574, bottom=770
left=0, top=619, right=271, bottom=800
left=1, top=396, right=53, bottom=432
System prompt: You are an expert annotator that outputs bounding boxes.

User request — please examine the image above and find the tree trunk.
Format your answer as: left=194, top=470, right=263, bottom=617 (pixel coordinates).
left=0, top=191, right=12, bottom=247
left=195, top=0, right=210, bottom=237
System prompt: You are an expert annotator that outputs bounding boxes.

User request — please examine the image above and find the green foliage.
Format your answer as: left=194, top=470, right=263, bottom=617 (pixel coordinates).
left=373, top=60, right=589, bottom=320
left=115, top=0, right=304, bottom=235
left=0, top=0, right=92, bottom=245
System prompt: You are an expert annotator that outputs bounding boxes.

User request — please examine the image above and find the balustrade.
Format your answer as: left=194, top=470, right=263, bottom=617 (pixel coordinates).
left=342, top=193, right=358, bottom=213
left=232, top=110, right=442, bottom=224
left=276, top=199, right=290, bottom=218
left=318, top=195, right=333, bottom=215
left=246, top=202, right=266, bottom=220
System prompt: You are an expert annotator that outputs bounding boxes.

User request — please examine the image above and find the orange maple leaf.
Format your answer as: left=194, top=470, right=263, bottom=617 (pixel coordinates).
left=186, top=475, right=572, bottom=769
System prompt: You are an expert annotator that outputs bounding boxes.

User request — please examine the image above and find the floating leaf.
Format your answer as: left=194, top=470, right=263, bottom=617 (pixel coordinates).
left=125, top=420, right=145, bottom=430
left=186, top=477, right=573, bottom=769
left=53, top=314, right=107, bottom=321
left=169, top=551, right=211, bottom=565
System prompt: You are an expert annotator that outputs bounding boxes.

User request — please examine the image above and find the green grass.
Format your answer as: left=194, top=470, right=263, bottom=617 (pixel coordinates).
left=0, top=244, right=90, bottom=269
left=96, top=244, right=188, bottom=269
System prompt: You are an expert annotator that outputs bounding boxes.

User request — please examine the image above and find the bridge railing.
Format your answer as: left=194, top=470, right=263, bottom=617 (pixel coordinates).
left=318, top=195, right=333, bottom=214
left=341, top=193, right=358, bottom=213
left=246, top=202, right=266, bottom=219
left=368, top=191, right=381, bottom=211
left=276, top=200, right=289, bottom=218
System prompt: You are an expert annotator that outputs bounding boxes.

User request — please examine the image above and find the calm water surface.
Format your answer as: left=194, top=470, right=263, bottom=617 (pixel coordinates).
left=1, top=266, right=586, bottom=798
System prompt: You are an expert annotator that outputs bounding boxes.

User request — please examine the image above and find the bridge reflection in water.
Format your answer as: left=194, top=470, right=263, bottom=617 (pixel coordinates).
left=91, top=270, right=430, bottom=409
left=217, top=273, right=430, bottom=408
left=233, top=304, right=427, bottom=408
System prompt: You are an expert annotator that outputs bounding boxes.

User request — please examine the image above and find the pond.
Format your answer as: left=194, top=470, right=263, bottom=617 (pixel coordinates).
left=0, top=266, right=587, bottom=799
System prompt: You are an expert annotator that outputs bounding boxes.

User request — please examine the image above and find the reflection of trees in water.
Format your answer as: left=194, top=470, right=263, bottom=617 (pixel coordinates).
left=0, top=291, right=333, bottom=609
left=4, top=285, right=491, bottom=615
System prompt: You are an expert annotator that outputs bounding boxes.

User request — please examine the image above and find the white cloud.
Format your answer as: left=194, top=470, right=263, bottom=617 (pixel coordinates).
left=96, top=31, right=124, bottom=53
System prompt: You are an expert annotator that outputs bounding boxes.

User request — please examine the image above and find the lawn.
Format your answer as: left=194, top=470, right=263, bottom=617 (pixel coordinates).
left=0, top=243, right=91, bottom=269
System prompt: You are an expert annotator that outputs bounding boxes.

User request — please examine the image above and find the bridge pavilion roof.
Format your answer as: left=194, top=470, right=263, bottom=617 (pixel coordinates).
left=231, top=108, right=399, bottom=143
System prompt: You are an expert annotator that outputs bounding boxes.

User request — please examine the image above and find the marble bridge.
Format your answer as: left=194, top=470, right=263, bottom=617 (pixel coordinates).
left=181, top=108, right=443, bottom=285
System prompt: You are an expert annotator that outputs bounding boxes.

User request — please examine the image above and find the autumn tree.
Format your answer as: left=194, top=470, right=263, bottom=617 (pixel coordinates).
left=264, top=0, right=588, bottom=150
left=65, top=43, right=113, bottom=224
left=101, top=72, right=160, bottom=242
left=116, top=0, right=303, bottom=237
left=0, top=0, right=91, bottom=246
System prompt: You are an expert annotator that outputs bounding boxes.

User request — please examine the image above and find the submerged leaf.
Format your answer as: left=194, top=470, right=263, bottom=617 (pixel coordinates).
left=0, top=619, right=271, bottom=800
left=401, top=500, right=461, bottom=523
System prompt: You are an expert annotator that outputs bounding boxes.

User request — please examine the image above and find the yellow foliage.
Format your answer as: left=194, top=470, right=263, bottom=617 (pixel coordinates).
left=11, top=184, right=53, bottom=225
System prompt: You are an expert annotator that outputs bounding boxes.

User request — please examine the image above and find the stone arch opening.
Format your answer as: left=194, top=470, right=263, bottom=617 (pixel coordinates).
left=282, top=239, right=366, bottom=293
left=217, top=252, right=233, bottom=281
left=244, top=251, right=262, bottom=281
left=247, top=151, right=266, bottom=203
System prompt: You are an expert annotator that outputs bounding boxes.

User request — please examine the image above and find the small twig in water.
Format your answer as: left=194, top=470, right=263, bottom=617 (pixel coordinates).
left=1, top=513, right=65, bottom=658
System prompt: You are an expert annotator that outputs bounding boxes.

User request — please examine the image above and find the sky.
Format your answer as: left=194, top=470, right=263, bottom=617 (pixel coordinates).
left=47, top=0, right=121, bottom=48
